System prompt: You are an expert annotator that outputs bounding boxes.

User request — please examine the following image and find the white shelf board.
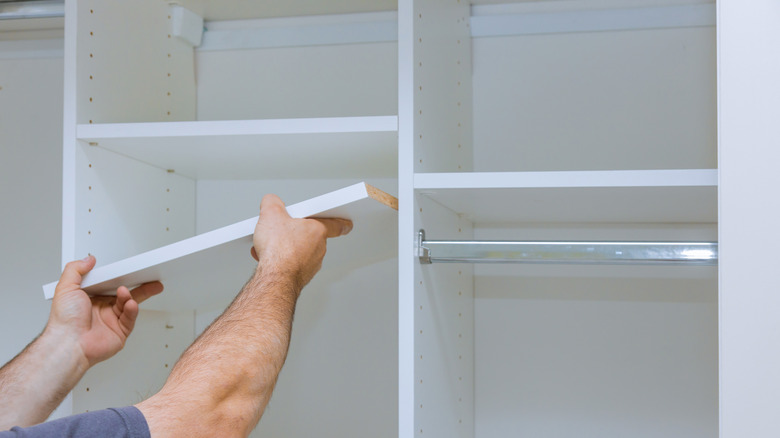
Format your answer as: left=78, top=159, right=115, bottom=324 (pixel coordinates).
left=43, top=182, right=398, bottom=311
left=77, top=116, right=398, bottom=179
left=190, top=0, right=397, bottom=21
left=415, top=169, right=717, bottom=223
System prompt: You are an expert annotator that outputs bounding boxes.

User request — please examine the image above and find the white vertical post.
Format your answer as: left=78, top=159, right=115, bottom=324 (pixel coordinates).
left=61, top=0, right=78, bottom=268
left=719, top=1, right=780, bottom=436
left=398, top=0, right=415, bottom=436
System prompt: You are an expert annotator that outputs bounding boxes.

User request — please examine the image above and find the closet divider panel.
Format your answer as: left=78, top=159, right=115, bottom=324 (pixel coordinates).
left=413, top=0, right=473, bottom=174
left=76, top=0, right=196, bottom=124
left=73, top=310, right=195, bottom=413
left=719, top=0, right=780, bottom=435
left=415, top=193, right=475, bottom=438
left=73, top=143, right=196, bottom=267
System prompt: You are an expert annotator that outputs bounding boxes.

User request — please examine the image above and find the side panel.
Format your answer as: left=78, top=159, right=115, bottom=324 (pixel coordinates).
left=73, top=310, right=195, bottom=412
left=719, top=0, right=780, bottom=435
left=74, top=145, right=195, bottom=266
left=76, top=0, right=195, bottom=124
left=413, top=0, right=473, bottom=173
left=416, top=194, right=475, bottom=438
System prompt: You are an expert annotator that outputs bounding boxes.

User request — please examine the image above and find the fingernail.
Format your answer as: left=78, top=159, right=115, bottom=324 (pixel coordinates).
left=82, top=254, right=93, bottom=262
left=343, top=223, right=353, bottom=235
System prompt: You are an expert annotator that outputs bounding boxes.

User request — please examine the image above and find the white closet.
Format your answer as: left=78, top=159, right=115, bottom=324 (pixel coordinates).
left=51, top=0, right=780, bottom=436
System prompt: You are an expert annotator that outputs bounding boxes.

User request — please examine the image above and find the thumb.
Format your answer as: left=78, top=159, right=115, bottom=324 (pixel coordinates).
left=54, top=255, right=97, bottom=296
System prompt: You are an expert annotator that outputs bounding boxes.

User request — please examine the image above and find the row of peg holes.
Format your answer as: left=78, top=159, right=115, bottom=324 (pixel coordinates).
left=415, top=13, right=467, bottom=172
left=85, top=164, right=173, bottom=235
left=83, top=342, right=171, bottom=411
left=85, top=8, right=174, bottom=121
left=417, top=214, right=467, bottom=431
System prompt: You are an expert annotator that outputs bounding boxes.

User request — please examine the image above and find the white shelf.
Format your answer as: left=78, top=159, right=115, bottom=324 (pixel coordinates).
left=196, top=0, right=396, bottom=21
left=414, top=169, right=717, bottom=223
left=44, top=182, right=398, bottom=311
left=77, top=116, right=399, bottom=179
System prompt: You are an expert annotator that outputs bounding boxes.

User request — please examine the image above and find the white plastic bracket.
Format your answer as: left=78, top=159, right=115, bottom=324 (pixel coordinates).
left=170, top=5, right=204, bottom=47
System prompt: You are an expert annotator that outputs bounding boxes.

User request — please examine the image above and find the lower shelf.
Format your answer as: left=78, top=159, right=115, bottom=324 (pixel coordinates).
left=44, top=182, right=398, bottom=311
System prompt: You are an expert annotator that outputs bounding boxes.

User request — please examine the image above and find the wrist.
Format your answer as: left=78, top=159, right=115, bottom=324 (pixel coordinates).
left=40, top=324, right=91, bottom=377
left=251, top=264, right=303, bottom=301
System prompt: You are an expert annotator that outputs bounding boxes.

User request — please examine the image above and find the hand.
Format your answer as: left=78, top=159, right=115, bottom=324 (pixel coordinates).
left=251, top=194, right=352, bottom=290
left=46, top=256, right=164, bottom=367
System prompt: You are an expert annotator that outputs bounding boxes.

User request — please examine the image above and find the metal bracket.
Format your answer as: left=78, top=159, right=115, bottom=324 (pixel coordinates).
left=417, top=229, right=432, bottom=264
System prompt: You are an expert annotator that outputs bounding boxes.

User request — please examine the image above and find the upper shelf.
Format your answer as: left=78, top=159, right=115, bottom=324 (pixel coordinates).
left=415, top=169, right=717, bottom=224
left=188, top=0, right=397, bottom=21
left=43, top=182, right=398, bottom=311
left=77, top=116, right=398, bottom=179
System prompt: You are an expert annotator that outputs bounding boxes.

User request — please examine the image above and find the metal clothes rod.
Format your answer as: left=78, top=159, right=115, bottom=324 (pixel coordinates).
left=0, top=1, right=64, bottom=20
left=417, top=230, right=718, bottom=266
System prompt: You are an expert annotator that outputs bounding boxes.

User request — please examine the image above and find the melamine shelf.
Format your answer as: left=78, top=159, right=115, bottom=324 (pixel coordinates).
left=44, top=183, right=398, bottom=311
left=77, top=116, right=399, bottom=179
left=414, top=169, right=717, bottom=223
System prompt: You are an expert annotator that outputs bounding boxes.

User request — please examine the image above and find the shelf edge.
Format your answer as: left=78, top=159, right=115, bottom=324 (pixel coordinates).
left=76, top=115, right=399, bottom=140
left=414, top=169, right=718, bottom=189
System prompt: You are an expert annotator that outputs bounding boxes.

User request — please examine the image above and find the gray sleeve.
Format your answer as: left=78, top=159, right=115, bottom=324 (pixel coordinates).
left=0, top=406, right=150, bottom=438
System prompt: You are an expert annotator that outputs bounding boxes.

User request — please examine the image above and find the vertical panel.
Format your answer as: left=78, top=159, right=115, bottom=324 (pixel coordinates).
left=414, top=0, right=472, bottom=173
left=62, top=0, right=78, bottom=266
left=402, top=1, right=474, bottom=436
left=719, top=0, right=780, bottom=436
left=415, top=194, right=474, bottom=438
left=74, top=144, right=195, bottom=265
left=73, top=310, right=194, bottom=412
left=76, top=0, right=196, bottom=124
left=398, top=0, right=416, bottom=436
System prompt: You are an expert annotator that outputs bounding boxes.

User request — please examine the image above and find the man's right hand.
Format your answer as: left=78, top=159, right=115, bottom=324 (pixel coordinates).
left=250, top=194, right=352, bottom=292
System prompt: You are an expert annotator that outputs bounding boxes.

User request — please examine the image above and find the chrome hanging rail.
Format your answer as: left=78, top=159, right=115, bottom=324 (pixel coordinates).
left=417, top=230, right=718, bottom=266
left=0, top=1, right=64, bottom=20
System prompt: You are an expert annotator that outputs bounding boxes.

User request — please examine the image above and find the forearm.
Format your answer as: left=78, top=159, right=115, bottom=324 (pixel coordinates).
left=0, top=328, right=88, bottom=430
left=138, top=267, right=301, bottom=437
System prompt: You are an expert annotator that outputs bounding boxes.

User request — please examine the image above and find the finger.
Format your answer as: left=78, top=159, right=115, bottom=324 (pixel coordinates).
left=113, top=286, right=132, bottom=318
left=250, top=246, right=259, bottom=261
left=115, top=287, right=139, bottom=337
left=259, top=194, right=290, bottom=219
left=128, top=281, right=164, bottom=304
left=55, top=255, right=97, bottom=295
left=312, top=218, right=353, bottom=238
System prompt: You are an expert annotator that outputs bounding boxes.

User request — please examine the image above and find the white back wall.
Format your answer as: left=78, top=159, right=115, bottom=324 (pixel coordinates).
left=472, top=27, right=717, bottom=172
left=0, top=53, right=63, bottom=366
left=0, top=49, right=64, bottom=411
